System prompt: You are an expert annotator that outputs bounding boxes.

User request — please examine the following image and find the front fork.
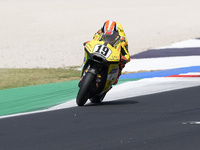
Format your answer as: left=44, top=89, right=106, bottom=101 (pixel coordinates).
left=79, top=63, right=103, bottom=90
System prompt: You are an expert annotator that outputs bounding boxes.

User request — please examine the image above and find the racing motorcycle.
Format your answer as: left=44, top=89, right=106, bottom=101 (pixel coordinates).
left=76, top=34, right=122, bottom=106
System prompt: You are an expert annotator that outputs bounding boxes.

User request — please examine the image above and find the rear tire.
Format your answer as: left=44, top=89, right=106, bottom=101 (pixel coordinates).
left=76, top=72, right=95, bottom=106
left=90, top=92, right=106, bottom=104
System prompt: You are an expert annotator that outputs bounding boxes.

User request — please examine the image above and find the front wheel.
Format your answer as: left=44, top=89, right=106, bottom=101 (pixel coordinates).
left=76, top=72, right=96, bottom=106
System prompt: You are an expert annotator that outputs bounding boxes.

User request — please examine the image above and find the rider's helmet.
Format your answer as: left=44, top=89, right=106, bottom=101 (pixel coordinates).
left=101, top=20, right=119, bottom=46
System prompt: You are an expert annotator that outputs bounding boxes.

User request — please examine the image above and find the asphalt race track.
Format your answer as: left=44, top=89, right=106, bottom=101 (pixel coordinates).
left=0, top=85, right=200, bottom=150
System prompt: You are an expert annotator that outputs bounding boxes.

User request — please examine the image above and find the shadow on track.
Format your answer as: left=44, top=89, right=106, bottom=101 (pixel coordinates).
left=85, top=97, right=139, bottom=107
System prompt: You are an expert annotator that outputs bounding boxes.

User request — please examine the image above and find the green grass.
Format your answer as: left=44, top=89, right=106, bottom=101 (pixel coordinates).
left=0, top=67, right=81, bottom=90
left=0, top=67, right=151, bottom=90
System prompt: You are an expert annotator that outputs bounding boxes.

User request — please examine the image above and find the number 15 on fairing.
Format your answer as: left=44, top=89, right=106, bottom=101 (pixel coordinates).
left=93, top=44, right=112, bottom=58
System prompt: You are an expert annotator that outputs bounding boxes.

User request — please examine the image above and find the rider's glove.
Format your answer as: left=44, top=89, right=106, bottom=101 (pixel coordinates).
left=83, top=41, right=90, bottom=46
left=120, top=37, right=125, bottom=42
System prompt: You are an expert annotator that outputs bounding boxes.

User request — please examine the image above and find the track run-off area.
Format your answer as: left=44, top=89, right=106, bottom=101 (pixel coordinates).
left=0, top=39, right=200, bottom=150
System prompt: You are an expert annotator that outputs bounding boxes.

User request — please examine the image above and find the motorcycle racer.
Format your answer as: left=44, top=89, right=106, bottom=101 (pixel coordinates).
left=86, top=20, right=130, bottom=84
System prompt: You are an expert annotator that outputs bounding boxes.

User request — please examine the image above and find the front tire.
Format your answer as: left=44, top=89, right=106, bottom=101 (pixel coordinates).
left=76, top=72, right=95, bottom=106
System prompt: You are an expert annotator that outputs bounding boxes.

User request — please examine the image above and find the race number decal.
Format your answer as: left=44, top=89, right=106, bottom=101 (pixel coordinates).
left=93, top=45, right=112, bottom=58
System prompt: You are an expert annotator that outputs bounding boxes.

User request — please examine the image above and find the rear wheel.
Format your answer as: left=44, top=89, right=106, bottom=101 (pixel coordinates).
left=76, top=72, right=95, bottom=106
left=90, top=92, right=106, bottom=104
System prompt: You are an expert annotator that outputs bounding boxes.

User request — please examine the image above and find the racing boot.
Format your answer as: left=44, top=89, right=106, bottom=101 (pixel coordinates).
left=113, top=67, right=122, bottom=85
